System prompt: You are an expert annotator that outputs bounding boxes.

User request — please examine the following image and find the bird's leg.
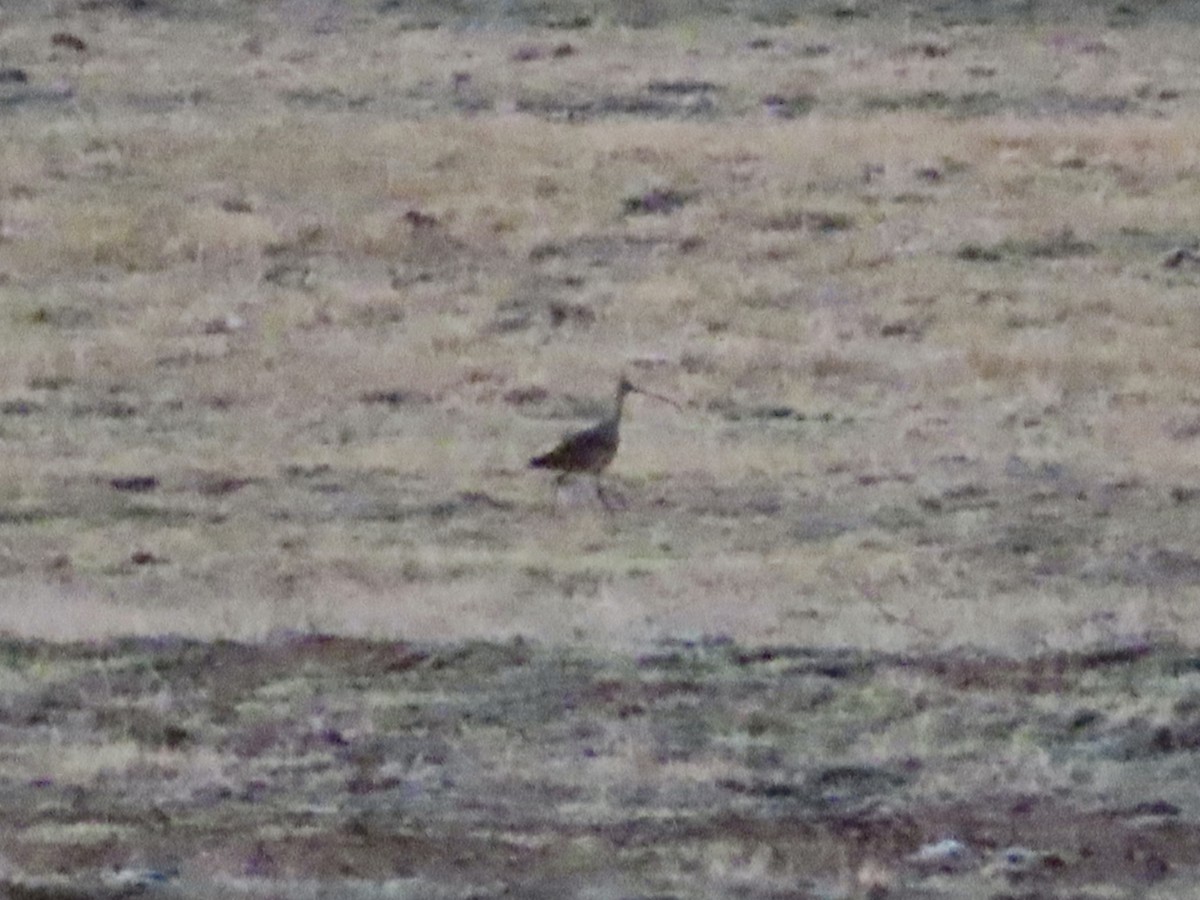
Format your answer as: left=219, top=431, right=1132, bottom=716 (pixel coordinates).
left=595, top=476, right=620, bottom=513
left=551, top=472, right=569, bottom=510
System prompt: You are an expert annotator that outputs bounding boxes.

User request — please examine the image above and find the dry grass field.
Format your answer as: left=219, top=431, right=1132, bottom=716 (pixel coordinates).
left=5, top=0, right=1200, bottom=895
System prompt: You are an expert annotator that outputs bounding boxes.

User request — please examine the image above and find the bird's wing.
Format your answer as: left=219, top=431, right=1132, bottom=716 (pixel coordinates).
left=532, top=420, right=613, bottom=468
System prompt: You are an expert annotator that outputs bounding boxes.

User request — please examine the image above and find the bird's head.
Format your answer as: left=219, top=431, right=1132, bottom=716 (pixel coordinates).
left=616, top=374, right=680, bottom=410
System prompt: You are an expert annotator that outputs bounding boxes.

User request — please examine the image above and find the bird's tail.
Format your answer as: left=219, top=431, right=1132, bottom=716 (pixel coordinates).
left=529, top=452, right=553, bottom=469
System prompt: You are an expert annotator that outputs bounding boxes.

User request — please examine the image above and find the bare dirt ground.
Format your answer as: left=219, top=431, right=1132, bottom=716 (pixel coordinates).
left=5, top=0, right=1200, bottom=895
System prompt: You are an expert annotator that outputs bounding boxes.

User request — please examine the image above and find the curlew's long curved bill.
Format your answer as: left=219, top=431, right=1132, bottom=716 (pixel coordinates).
left=628, top=384, right=681, bottom=411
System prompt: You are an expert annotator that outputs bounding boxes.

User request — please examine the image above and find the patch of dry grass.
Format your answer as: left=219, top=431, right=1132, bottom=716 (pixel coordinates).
left=2, top=4, right=1200, bottom=657
left=0, top=636, right=1197, bottom=895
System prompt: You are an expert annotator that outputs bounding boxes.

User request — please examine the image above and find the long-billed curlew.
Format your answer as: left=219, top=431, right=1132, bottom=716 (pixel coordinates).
left=530, top=376, right=677, bottom=509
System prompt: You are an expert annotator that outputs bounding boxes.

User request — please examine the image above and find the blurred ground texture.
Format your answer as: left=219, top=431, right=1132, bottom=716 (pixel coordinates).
left=4, top=0, right=1200, bottom=894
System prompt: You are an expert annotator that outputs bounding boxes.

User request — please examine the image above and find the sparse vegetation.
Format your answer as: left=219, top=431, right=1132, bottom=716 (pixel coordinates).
left=4, top=0, right=1200, bottom=894
left=0, top=636, right=1196, bottom=897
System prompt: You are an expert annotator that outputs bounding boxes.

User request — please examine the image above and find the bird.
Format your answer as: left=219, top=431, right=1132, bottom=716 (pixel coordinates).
left=530, top=376, right=677, bottom=510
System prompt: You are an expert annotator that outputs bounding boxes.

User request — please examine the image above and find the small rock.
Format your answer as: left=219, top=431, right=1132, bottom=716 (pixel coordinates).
left=907, top=838, right=975, bottom=874
left=51, top=32, right=88, bottom=52
left=110, top=475, right=159, bottom=493
left=503, top=386, right=549, bottom=406
left=622, top=188, right=691, bottom=216
left=1163, top=245, right=1200, bottom=269
left=201, top=314, right=244, bottom=334
left=984, top=845, right=1067, bottom=882
left=511, top=44, right=545, bottom=62
left=403, top=209, right=438, bottom=228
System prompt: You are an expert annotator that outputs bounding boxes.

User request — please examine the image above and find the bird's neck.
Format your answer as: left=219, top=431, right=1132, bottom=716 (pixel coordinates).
left=610, top=390, right=628, bottom=427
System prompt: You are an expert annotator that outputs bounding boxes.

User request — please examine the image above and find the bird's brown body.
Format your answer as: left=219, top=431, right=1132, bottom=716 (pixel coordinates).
left=529, top=417, right=621, bottom=475
left=530, top=377, right=675, bottom=509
